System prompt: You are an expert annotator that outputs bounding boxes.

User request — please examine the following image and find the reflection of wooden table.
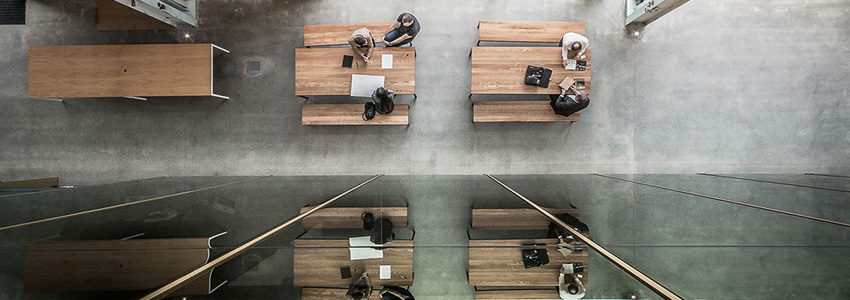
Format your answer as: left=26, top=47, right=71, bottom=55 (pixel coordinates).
left=471, top=47, right=591, bottom=95
left=303, top=22, right=394, bottom=47
left=28, top=43, right=229, bottom=99
left=468, top=239, right=589, bottom=286
left=478, top=20, right=585, bottom=43
left=472, top=208, right=578, bottom=230
left=293, top=239, right=414, bottom=287
left=295, top=48, right=416, bottom=96
left=476, top=289, right=560, bottom=299
left=300, top=206, right=408, bottom=229
left=302, top=288, right=382, bottom=299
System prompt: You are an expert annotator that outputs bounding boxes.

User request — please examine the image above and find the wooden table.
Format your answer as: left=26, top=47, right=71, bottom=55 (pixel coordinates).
left=471, top=47, right=591, bottom=95
left=300, top=206, right=408, bottom=229
left=469, top=239, right=589, bottom=287
left=301, top=104, right=410, bottom=126
left=295, top=48, right=416, bottom=96
left=478, top=21, right=585, bottom=44
left=28, top=43, right=228, bottom=100
left=472, top=208, right=579, bottom=230
left=293, top=239, right=414, bottom=287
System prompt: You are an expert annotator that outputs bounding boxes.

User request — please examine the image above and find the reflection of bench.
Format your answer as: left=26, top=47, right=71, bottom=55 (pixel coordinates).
left=293, top=239, right=414, bottom=287
left=472, top=208, right=578, bottom=230
left=468, top=239, right=589, bottom=287
left=473, top=101, right=580, bottom=123
left=302, top=104, right=409, bottom=125
left=300, top=206, right=408, bottom=229
left=476, top=289, right=560, bottom=299
left=303, top=22, right=394, bottom=47
left=302, top=288, right=382, bottom=299
left=24, top=236, right=226, bottom=297
left=478, top=20, right=585, bottom=44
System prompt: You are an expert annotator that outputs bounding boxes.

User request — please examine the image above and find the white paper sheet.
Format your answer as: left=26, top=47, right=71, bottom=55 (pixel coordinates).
left=382, top=54, right=393, bottom=69
left=349, top=236, right=383, bottom=260
left=380, top=265, right=391, bottom=279
left=350, top=74, right=385, bottom=97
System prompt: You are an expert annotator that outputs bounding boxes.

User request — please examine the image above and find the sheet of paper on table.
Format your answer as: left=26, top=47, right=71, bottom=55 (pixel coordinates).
left=350, top=74, right=385, bottom=97
left=349, top=236, right=383, bottom=260
left=382, top=54, right=393, bottom=69
left=380, top=265, right=391, bottom=279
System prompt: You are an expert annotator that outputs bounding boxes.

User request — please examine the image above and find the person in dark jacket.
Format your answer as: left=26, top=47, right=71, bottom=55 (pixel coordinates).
left=549, top=85, right=589, bottom=117
left=371, top=87, right=395, bottom=115
left=346, top=271, right=372, bottom=300
left=380, top=286, right=415, bottom=300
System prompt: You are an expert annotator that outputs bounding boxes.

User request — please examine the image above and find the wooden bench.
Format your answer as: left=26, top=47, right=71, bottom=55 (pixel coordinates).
left=476, top=289, right=560, bottom=299
left=295, top=47, right=415, bottom=96
left=300, top=206, right=408, bottom=229
left=468, top=239, right=589, bottom=287
left=472, top=208, right=579, bottom=230
left=302, top=288, right=382, bottom=299
left=478, top=21, right=585, bottom=44
left=470, top=47, right=591, bottom=95
left=293, top=239, right=414, bottom=287
left=303, top=22, right=394, bottom=47
left=473, top=101, right=580, bottom=123
left=302, top=104, right=409, bottom=125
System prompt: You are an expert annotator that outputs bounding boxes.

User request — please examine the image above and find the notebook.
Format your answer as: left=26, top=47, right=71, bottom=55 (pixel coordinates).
left=342, top=55, right=354, bottom=68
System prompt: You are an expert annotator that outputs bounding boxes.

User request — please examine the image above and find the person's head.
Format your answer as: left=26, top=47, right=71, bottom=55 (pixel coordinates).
left=375, top=87, right=388, bottom=99
left=352, top=291, right=365, bottom=299
left=401, top=14, right=414, bottom=27
left=570, top=41, right=583, bottom=51
left=567, top=284, right=579, bottom=294
left=575, top=91, right=588, bottom=104
left=354, top=36, right=367, bottom=46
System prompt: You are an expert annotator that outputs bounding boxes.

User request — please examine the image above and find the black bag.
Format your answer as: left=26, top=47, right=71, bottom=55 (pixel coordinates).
left=362, top=102, right=376, bottom=121
left=521, top=246, right=550, bottom=268
left=548, top=213, right=590, bottom=238
left=525, top=65, right=552, bottom=88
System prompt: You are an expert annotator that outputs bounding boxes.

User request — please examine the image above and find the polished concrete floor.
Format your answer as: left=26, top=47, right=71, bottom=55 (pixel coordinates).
left=0, top=0, right=847, bottom=185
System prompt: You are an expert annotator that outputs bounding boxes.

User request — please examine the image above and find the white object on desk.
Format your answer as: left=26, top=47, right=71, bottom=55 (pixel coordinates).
left=350, top=74, right=385, bottom=97
left=382, top=54, right=393, bottom=69
left=380, top=265, right=391, bottom=279
left=349, top=236, right=383, bottom=260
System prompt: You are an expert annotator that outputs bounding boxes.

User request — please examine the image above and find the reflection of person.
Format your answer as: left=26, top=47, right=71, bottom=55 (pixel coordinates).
left=346, top=271, right=372, bottom=300
left=380, top=286, right=415, bottom=300
left=558, top=273, right=586, bottom=300
left=549, top=85, right=590, bottom=117
left=349, top=28, right=375, bottom=63
left=560, top=32, right=589, bottom=67
left=382, top=13, right=420, bottom=47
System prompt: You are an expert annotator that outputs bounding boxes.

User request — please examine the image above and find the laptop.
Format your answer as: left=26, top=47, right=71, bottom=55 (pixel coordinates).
left=565, top=59, right=587, bottom=71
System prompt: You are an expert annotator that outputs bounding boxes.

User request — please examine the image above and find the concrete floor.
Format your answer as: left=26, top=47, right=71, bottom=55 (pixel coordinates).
left=0, top=0, right=847, bottom=185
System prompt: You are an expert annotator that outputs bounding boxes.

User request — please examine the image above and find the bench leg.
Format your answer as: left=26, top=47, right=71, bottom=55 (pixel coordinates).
left=305, top=45, right=311, bottom=48
left=298, top=95, right=309, bottom=101
left=476, top=40, right=480, bottom=46
left=468, top=94, right=473, bottom=100
left=413, top=93, right=417, bottom=101
left=33, top=98, right=65, bottom=103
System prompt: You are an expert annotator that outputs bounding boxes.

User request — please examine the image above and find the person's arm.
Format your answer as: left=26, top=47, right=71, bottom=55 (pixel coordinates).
left=558, top=273, right=571, bottom=299
left=389, top=33, right=411, bottom=46
left=365, top=32, right=374, bottom=60
left=349, top=36, right=366, bottom=60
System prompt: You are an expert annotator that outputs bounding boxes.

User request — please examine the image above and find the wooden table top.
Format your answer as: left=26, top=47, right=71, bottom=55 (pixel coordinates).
left=295, top=47, right=416, bottom=96
left=29, top=44, right=215, bottom=98
left=471, top=47, right=591, bottom=95
left=478, top=20, right=585, bottom=43
left=469, top=239, right=589, bottom=287
left=293, top=239, right=414, bottom=287
left=301, top=104, right=410, bottom=126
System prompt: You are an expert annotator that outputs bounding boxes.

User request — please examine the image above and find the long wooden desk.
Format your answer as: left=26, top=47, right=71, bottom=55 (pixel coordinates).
left=302, top=104, right=410, bottom=125
left=24, top=237, right=226, bottom=297
left=300, top=206, right=408, bottom=229
left=293, top=239, right=414, bottom=287
left=473, top=101, right=580, bottom=123
left=470, top=47, right=591, bottom=95
left=28, top=43, right=229, bottom=99
left=302, top=288, right=383, bottom=299
left=478, top=21, right=585, bottom=43
left=295, top=48, right=416, bottom=96
left=468, top=239, right=589, bottom=287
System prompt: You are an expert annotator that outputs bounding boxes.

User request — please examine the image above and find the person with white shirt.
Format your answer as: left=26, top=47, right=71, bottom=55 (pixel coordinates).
left=558, top=272, right=587, bottom=300
left=560, top=32, right=589, bottom=68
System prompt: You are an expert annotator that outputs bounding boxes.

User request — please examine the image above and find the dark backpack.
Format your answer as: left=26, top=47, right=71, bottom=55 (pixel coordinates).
left=548, top=213, right=590, bottom=238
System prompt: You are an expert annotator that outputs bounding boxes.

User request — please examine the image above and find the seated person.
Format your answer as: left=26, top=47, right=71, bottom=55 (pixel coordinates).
left=560, top=32, right=589, bottom=68
left=371, top=87, right=395, bottom=114
left=382, top=13, right=420, bottom=47
left=349, top=28, right=375, bottom=63
left=549, top=85, right=590, bottom=117
left=380, top=286, right=415, bottom=300
left=346, top=271, right=372, bottom=300
left=558, top=273, right=586, bottom=300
